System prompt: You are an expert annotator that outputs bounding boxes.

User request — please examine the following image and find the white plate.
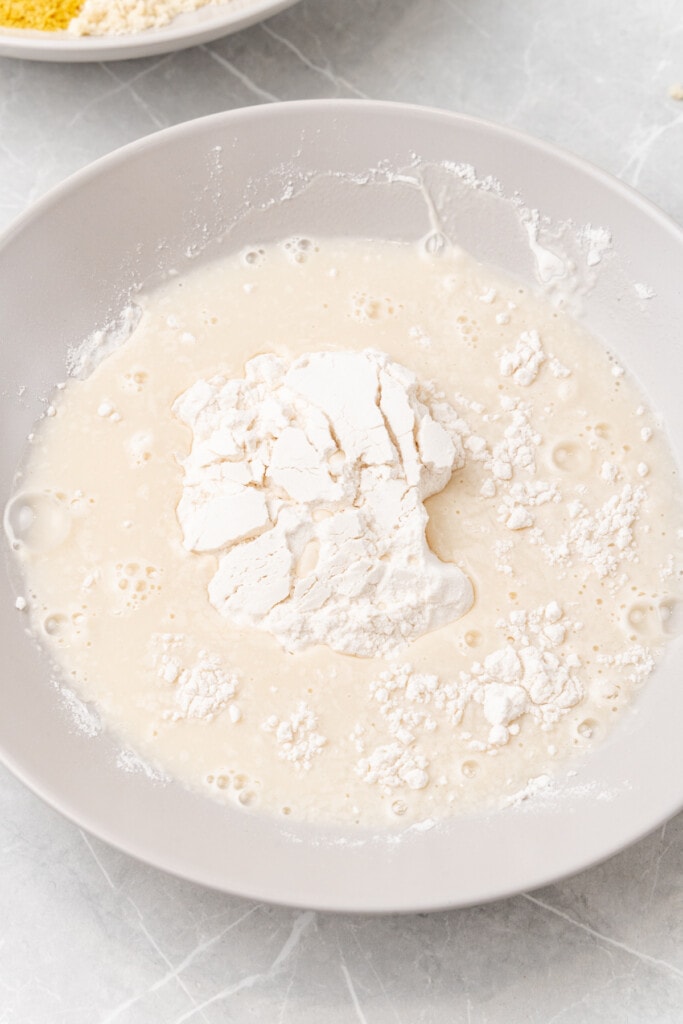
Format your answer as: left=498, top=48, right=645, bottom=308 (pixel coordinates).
left=0, top=0, right=301, bottom=62
left=1, top=101, right=683, bottom=912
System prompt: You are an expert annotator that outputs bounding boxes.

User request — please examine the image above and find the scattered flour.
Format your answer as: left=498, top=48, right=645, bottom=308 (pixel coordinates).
left=541, top=485, right=646, bottom=581
left=576, top=224, right=612, bottom=268
left=596, top=645, right=655, bottom=685
left=356, top=741, right=430, bottom=793
left=262, top=703, right=327, bottom=771
left=152, top=635, right=239, bottom=722
left=116, top=748, right=170, bottom=782
left=353, top=603, right=582, bottom=787
left=499, top=330, right=546, bottom=386
left=634, top=283, right=655, bottom=300
left=57, top=686, right=102, bottom=737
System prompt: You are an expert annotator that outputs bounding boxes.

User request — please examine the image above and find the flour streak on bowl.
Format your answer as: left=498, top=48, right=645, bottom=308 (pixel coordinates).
left=1, top=101, right=683, bottom=912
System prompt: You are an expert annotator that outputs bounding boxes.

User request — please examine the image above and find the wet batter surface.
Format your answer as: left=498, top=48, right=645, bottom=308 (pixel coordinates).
left=5, top=237, right=683, bottom=826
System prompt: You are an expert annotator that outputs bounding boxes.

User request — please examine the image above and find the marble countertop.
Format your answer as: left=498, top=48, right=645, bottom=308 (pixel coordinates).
left=2, top=1, right=683, bottom=1021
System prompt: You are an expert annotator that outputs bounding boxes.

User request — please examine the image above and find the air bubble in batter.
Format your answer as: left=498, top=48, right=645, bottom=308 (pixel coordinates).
left=577, top=718, right=599, bottom=740
left=243, top=248, right=265, bottom=267
left=658, top=599, right=683, bottom=636
left=422, top=231, right=447, bottom=257
left=4, top=492, right=71, bottom=553
left=43, top=613, right=70, bottom=638
left=624, top=601, right=665, bottom=640
left=550, top=440, right=590, bottom=474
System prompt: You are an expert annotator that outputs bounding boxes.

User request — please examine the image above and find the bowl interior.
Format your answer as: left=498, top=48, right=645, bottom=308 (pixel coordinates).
left=2, top=101, right=683, bottom=912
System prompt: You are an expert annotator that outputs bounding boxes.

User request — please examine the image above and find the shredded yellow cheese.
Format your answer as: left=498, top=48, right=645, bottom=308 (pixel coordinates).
left=0, top=0, right=84, bottom=31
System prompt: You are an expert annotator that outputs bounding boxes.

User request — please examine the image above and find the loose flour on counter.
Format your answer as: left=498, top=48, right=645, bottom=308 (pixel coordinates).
left=5, top=236, right=683, bottom=826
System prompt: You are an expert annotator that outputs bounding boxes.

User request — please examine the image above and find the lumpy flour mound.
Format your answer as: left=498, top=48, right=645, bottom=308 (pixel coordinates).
left=174, top=349, right=473, bottom=657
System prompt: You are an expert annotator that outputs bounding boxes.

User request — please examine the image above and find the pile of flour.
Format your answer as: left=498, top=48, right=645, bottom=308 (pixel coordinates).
left=173, top=349, right=474, bottom=657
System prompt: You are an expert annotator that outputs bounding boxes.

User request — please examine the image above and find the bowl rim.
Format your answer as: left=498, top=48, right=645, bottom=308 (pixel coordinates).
left=2, top=99, right=683, bottom=913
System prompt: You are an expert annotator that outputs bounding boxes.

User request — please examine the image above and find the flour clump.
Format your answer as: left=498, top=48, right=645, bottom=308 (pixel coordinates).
left=173, top=349, right=474, bottom=656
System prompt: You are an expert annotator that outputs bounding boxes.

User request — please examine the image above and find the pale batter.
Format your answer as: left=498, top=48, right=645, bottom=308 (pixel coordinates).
left=5, top=237, right=683, bottom=826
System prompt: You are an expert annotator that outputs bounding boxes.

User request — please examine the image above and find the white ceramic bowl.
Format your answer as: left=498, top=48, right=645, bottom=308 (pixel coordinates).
left=2, top=101, right=683, bottom=912
left=0, top=0, right=300, bottom=62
